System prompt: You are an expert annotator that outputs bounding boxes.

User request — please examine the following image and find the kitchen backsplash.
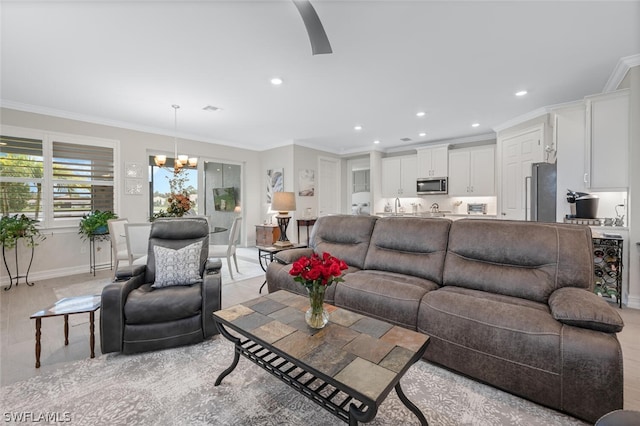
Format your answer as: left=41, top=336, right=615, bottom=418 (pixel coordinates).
left=376, top=195, right=497, bottom=216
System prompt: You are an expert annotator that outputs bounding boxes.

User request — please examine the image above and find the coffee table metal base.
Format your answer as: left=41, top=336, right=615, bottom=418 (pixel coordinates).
left=214, top=322, right=428, bottom=425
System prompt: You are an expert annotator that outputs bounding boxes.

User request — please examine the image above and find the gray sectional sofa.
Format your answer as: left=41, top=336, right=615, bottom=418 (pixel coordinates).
left=266, top=215, right=624, bottom=423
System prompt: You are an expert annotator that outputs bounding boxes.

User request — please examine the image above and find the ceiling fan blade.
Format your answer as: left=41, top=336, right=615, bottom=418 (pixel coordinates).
left=292, top=0, right=333, bottom=55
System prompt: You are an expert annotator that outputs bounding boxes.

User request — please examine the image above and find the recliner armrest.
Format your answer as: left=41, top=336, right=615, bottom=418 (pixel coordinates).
left=201, top=272, right=222, bottom=338
left=100, top=273, right=146, bottom=354
left=548, top=287, right=624, bottom=333
left=274, top=247, right=314, bottom=265
left=205, top=258, right=223, bottom=274
left=115, top=264, right=146, bottom=281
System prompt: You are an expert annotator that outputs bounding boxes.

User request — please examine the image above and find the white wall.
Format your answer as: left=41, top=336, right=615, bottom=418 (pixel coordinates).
left=0, top=108, right=263, bottom=283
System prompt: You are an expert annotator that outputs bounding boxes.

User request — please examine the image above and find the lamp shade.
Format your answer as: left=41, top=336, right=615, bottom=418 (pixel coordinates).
left=271, top=192, right=296, bottom=214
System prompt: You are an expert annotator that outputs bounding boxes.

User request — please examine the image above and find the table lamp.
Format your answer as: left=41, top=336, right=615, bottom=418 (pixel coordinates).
left=271, top=191, right=296, bottom=247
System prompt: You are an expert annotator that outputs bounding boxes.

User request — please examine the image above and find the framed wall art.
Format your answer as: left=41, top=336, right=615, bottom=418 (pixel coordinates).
left=266, top=168, right=283, bottom=203
left=125, top=162, right=143, bottom=178
left=298, top=169, right=315, bottom=196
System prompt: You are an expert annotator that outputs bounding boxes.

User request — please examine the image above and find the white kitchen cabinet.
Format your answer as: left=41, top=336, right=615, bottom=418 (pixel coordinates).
left=448, top=145, right=496, bottom=196
left=585, top=89, right=629, bottom=190
left=553, top=102, right=587, bottom=221
left=416, top=145, right=448, bottom=178
left=382, top=156, right=417, bottom=197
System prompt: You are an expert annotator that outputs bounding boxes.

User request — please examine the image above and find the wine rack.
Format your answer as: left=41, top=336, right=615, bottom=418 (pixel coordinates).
left=592, top=236, right=623, bottom=308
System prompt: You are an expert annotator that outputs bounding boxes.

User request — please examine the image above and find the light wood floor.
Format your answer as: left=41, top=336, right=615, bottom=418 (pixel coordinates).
left=2, top=259, right=639, bottom=414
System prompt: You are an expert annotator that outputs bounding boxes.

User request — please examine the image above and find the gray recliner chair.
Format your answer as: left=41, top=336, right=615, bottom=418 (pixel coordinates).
left=100, top=217, right=222, bottom=354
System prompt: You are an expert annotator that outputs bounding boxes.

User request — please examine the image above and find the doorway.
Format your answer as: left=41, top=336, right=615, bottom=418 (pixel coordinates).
left=204, top=161, right=242, bottom=245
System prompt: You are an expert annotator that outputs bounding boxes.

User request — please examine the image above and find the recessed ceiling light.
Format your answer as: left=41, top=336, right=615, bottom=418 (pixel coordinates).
left=472, top=123, right=480, bottom=128
left=416, top=111, right=426, bottom=117
left=270, top=77, right=283, bottom=85
left=515, top=90, right=528, bottom=97
left=354, top=125, right=362, bottom=131
left=419, top=132, right=426, bottom=137
left=373, top=140, right=380, bottom=144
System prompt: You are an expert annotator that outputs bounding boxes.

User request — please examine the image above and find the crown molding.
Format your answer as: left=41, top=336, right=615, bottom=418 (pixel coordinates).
left=0, top=100, right=264, bottom=151
left=492, top=107, right=549, bottom=133
left=603, top=54, right=640, bottom=93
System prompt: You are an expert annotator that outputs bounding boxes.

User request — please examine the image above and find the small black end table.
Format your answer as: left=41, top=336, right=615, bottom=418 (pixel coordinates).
left=257, top=243, right=306, bottom=294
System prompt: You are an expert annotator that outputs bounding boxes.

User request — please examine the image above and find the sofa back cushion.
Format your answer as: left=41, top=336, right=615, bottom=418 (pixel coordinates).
left=443, top=219, right=593, bottom=303
left=310, top=215, right=378, bottom=269
left=364, top=217, right=451, bottom=284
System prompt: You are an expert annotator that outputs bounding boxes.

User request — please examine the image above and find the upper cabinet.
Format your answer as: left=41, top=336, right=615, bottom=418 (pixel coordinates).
left=449, top=145, right=496, bottom=196
left=416, top=145, right=449, bottom=178
left=585, top=89, right=629, bottom=190
left=381, top=155, right=417, bottom=197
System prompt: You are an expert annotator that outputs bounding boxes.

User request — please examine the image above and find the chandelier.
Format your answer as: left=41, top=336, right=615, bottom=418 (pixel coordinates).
left=154, top=105, right=197, bottom=170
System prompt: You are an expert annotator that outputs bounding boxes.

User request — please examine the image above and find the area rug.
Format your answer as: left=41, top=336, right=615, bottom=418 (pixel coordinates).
left=2, top=337, right=587, bottom=425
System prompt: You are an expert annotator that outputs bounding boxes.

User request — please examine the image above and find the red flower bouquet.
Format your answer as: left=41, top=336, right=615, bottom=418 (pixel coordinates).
left=289, top=252, right=348, bottom=328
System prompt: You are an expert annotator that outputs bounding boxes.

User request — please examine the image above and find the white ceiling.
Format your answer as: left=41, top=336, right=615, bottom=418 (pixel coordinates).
left=1, top=0, right=639, bottom=154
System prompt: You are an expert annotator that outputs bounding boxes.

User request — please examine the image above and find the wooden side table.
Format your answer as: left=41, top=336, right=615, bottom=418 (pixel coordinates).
left=255, top=224, right=280, bottom=246
left=30, top=294, right=101, bottom=368
left=296, top=218, right=317, bottom=245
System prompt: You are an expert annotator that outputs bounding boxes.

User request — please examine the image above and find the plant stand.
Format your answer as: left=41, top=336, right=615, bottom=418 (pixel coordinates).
left=2, top=236, right=35, bottom=291
left=89, top=234, right=112, bottom=276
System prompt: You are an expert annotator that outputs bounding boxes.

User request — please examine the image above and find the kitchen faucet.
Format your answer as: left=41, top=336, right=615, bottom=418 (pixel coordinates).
left=394, top=197, right=401, bottom=215
left=430, top=203, right=439, bottom=213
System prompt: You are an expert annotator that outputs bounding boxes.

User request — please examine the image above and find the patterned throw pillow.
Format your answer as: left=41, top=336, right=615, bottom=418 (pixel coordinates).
left=152, top=241, right=203, bottom=288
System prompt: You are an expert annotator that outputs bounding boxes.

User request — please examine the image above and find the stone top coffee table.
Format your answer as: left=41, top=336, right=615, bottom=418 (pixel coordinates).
left=213, top=290, right=430, bottom=425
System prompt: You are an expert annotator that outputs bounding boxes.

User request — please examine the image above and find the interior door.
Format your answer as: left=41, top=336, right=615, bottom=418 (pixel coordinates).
left=318, top=156, right=341, bottom=216
left=500, top=127, right=544, bottom=220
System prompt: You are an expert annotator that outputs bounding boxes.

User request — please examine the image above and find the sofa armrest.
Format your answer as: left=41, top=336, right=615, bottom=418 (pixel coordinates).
left=201, top=270, right=222, bottom=338
left=100, top=272, right=145, bottom=353
left=548, top=287, right=624, bottom=333
left=274, top=247, right=314, bottom=264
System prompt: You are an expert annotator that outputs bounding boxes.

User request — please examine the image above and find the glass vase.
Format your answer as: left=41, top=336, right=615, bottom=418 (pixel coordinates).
left=305, top=284, right=329, bottom=329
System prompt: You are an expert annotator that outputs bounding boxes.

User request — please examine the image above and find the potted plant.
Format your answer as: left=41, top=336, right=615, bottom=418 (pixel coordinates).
left=0, top=214, right=46, bottom=249
left=78, top=210, right=118, bottom=241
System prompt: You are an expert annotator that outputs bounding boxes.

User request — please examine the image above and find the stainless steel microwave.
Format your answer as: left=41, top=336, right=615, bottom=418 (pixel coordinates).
left=417, top=177, right=448, bottom=195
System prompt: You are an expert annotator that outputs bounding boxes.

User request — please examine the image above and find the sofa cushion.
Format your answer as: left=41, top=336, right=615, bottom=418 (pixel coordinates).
left=124, top=283, right=202, bottom=324
left=152, top=241, right=203, bottom=288
left=334, top=270, right=439, bottom=330
left=418, top=286, right=562, bottom=373
left=549, top=287, right=624, bottom=333
left=443, top=220, right=593, bottom=303
left=364, top=217, right=450, bottom=284
left=310, top=215, right=378, bottom=269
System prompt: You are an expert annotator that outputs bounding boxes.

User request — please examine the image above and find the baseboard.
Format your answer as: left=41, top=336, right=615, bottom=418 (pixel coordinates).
left=626, top=295, right=640, bottom=310
left=0, top=263, right=111, bottom=287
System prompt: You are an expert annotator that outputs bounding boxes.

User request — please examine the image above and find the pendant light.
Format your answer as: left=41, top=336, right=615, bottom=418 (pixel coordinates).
left=154, top=105, right=197, bottom=169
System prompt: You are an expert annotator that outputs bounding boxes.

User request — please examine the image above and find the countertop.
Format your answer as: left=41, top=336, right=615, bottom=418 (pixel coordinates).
left=374, top=212, right=497, bottom=219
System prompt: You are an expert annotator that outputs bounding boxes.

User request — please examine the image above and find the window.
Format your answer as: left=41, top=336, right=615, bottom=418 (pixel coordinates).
left=0, top=135, right=44, bottom=220
left=52, top=141, right=114, bottom=218
left=149, top=157, right=198, bottom=217
left=0, top=127, right=117, bottom=228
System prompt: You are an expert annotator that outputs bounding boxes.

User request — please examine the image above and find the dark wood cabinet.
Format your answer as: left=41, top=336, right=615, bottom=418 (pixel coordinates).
left=255, top=224, right=280, bottom=246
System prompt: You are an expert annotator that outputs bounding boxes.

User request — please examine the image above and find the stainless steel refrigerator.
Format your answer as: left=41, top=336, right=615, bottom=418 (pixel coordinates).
left=529, top=162, right=557, bottom=222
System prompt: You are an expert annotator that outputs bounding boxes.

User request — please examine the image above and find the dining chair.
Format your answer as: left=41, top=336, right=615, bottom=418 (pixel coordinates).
left=107, top=218, right=129, bottom=279
left=125, top=222, right=152, bottom=266
left=208, top=216, right=242, bottom=279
